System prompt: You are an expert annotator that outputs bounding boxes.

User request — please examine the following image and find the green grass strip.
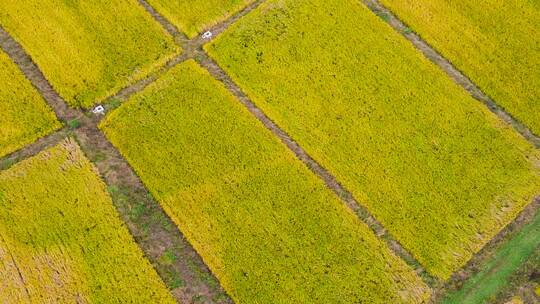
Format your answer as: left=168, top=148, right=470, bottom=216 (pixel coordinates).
left=443, top=207, right=540, bottom=304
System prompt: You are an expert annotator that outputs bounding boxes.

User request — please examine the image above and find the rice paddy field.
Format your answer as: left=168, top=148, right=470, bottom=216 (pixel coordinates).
left=101, top=60, right=430, bottom=303
left=0, top=139, right=175, bottom=303
left=145, top=0, right=254, bottom=38
left=378, top=0, right=540, bottom=136
left=1, top=0, right=539, bottom=302
left=0, top=0, right=179, bottom=108
left=206, top=0, right=540, bottom=280
left=0, top=49, right=60, bottom=158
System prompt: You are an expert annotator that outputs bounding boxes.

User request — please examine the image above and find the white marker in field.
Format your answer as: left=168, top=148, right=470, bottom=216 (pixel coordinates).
left=202, top=31, right=213, bottom=39
left=92, top=105, right=105, bottom=115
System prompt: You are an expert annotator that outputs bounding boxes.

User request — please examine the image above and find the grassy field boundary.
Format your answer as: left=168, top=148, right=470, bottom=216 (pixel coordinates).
left=1, top=0, right=437, bottom=298
left=88, top=0, right=268, bottom=122
left=100, top=60, right=431, bottom=303
left=0, top=1, right=180, bottom=108
left=438, top=197, right=540, bottom=303
left=0, top=2, right=279, bottom=300
left=496, top=248, right=540, bottom=303
left=188, top=0, right=266, bottom=49
left=88, top=52, right=189, bottom=121
left=0, top=127, right=70, bottom=171
left=360, top=0, right=540, bottom=149
left=137, top=0, right=189, bottom=44
left=0, top=26, right=80, bottom=122
left=0, top=139, right=177, bottom=303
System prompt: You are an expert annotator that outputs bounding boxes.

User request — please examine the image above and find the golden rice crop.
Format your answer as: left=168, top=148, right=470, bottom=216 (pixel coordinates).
left=0, top=0, right=180, bottom=108
left=379, top=0, right=540, bottom=135
left=0, top=49, right=60, bottom=158
left=100, top=60, right=430, bottom=303
left=206, top=0, right=540, bottom=279
left=0, top=139, right=175, bottom=303
left=145, top=0, right=254, bottom=38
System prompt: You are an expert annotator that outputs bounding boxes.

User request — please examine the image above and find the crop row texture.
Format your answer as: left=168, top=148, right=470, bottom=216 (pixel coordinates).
left=0, top=0, right=179, bottom=108
left=379, top=0, right=540, bottom=136
left=101, top=60, right=431, bottom=303
left=206, top=0, right=540, bottom=279
left=0, top=139, right=175, bottom=303
left=146, top=0, right=255, bottom=38
left=0, top=49, right=60, bottom=157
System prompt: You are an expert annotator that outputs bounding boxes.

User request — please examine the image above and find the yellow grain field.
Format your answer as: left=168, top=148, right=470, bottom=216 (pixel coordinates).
left=101, top=60, right=430, bottom=303
left=379, top=0, right=540, bottom=135
left=146, top=0, right=255, bottom=38
left=207, top=0, right=540, bottom=279
left=0, top=0, right=180, bottom=108
left=0, top=49, right=60, bottom=158
left=0, top=139, right=175, bottom=303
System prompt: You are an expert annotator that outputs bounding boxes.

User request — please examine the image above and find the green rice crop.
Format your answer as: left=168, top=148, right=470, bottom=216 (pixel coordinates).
left=0, top=0, right=180, bottom=108
left=101, top=60, right=430, bottom=303
left=145, top=0, right=254, bottom=38
left=379, top=0, right=540, bottom=135
left=206, top=0, right=540, bottom=279
left=0, top=139, right=175, bottom=303
left=0, top=49, right=60, bottom=157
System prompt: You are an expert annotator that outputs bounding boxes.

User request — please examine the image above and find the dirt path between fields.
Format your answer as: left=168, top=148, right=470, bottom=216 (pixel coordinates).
left=4, top=0, right=435, bottom=299
left=0, top=24, right=231, bottom=304
left=8, top=0, right=538, bottom=302
left=1, top=0, right=275, bottom=301
left=137, top=0, right=189, bottom=45
left=144, top=0, right=439, bottom=289
left=360, top=0, right=540, bottom=149
left=0, top=27, right=79, bottom=122
left=74, top=123, right=232, bottom=304
left=0, top=128, right=70, bottom=171
left=193, top=50, right=439, bottom=288
left=93, top=0, right=266, bottom=120
left=188, top=0, right=266, bottom=49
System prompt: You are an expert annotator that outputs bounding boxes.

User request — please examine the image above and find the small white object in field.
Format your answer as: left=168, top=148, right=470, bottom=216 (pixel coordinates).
left=202, top=31, right=213, bottom=39
left=92, top=105, right=105, bottom=115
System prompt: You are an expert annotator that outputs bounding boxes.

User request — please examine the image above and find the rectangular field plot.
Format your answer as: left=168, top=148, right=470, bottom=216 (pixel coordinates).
left=146, top=0, right=254, bottom=38
left=100, top=60, right=430, bottom=303
left=206, top=0, right=540, bottom=279
left=0, top=139, right=175, bottom=303
left=379, top=0, right=540, bottom=135
left=0, top=0, right=179, bottom=108
left=0, top=49, right=60, bottom=157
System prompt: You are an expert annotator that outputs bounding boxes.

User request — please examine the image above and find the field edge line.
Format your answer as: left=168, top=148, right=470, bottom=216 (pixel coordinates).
left=0, top=128, right=71, bottom=171
left=72, top=124, right=235, bottom=304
